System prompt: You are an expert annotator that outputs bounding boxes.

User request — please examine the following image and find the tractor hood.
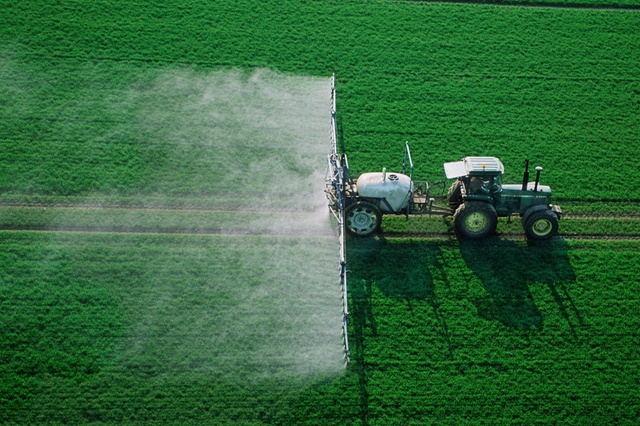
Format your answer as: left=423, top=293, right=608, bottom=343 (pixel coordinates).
left=356, top=172, right=412, bottom=213
left=502, top=183, right=552, bottom=194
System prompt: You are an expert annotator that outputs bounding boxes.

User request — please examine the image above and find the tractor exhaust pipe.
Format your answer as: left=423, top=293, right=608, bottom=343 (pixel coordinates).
left=534, top=166, right=543, bottom=192
left=521, top=159, right=530, bottom=191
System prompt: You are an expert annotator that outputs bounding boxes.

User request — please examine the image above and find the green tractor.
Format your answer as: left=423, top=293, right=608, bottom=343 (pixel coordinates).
left=445, top=157, right=562, bottom=240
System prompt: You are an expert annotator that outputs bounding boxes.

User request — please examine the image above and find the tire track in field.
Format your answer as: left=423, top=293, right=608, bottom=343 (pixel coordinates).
left=0, top=226, right=335, bottom=238
left=0, top=211, right=640, bottom=240
left=1, top=204, right=638, bottom=240
left=563, top=214, right=640, bottom=220
left=5, top=205, right=640, bottom=218
left=381, top=232, right=640, bottom=241
left=15, top=226, right=640, bottom=241
left=3, top=203, right=640, bottom=218
left=0, top=203, right=321, bottom=214
left=2, top=227, right=638, bottom=240
left=408, top=0, right=640, bottom=11
left=0, top=204, right=337, bottom=237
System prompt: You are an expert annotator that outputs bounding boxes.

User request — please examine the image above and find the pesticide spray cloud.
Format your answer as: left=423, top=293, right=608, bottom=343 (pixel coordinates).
left=135, top=68, right=332, bottom=214
left=117, top=68, right=344, bottom=379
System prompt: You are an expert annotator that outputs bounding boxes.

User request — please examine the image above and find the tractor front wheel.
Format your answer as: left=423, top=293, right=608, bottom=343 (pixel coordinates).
left=345, top=201, right=382, bottom=237
left=453, top=201, right=497, bottom=239
left=524, top=209, right=558, bottom=241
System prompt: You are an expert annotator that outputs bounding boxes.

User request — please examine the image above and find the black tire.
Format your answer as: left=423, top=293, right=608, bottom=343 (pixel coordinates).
left=524, top=209, right=558, bottom=241
left=345, top=201, right=382, bottom=237
left=453, top=201, right=497, bottom=239
left=520, top=205, right=548, bottom=228
left=447, top=180, right=463, bottom=213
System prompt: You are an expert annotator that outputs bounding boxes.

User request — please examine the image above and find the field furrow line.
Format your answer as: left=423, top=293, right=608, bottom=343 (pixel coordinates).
left=0, top=226, right=335, bottom=238
left=563, top=214, right=640, bottom=220
left=381, top=232, right=640, bottom=241
left=1, top=203, right=639, bottom=217
left=408, top=0, right=640, bottom=11
left=0, top=203, right=321, bottom=214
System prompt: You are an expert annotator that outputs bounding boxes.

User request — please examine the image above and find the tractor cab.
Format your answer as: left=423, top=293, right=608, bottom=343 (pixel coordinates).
left=444, top=157, right=504, bottom=202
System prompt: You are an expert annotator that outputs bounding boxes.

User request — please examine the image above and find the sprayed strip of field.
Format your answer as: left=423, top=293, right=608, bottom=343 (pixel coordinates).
left=0, top=231, right=345, bottom=423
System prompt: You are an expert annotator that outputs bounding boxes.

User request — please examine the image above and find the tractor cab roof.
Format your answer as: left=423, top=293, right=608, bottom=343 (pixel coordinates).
left=444, top=156, right=504, bottom=179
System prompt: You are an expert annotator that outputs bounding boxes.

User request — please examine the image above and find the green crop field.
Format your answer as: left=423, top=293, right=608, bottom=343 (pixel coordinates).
left=2, top=0, right=640, bottom=424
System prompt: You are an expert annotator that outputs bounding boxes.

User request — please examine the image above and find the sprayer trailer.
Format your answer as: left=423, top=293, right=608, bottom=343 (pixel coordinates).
left=326, top=142, right=443, bottom=237
left=326, top=142, right=562, bottom=240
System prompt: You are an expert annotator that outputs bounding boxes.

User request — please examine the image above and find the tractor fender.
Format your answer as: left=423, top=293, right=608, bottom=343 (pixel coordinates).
left=521, top=204, right=552, bottom=227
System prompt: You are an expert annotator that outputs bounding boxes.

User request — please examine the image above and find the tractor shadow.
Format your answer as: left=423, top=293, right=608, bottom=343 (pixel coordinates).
left=459, top=237, right=579, bottom=333
left=345, top=236, right=579, bottom=425
left=345, top=237, right=580, bottom=356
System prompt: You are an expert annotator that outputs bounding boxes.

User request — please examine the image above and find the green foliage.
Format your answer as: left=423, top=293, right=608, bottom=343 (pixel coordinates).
left=1, top=0, right=640, bottom=424
left=0, top=233, right=124, bottom=421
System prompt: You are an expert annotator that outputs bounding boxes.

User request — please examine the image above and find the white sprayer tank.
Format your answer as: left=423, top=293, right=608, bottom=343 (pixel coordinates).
left=356, top=171, right=413, bottom=213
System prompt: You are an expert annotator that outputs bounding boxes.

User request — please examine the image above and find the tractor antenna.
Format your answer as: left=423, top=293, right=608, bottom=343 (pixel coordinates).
left=522, top=159, right=530, bottom=191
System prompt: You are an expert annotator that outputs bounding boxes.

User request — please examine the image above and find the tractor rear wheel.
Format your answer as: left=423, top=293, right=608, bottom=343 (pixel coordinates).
left=447, top=180, right=463, bottom=213
left=524, top=209, right=558, bottom=241
left=345, top=201, right=382, bottom=237
left=453, top=201, right=497, bottom=239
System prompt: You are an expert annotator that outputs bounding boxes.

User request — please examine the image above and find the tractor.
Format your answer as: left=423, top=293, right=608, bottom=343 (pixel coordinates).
left=444, top=156, right=562, bottom=240
left=326, top=142, right=562, bottom=240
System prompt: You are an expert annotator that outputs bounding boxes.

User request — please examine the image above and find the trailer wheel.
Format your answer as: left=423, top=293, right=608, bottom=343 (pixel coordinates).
left=447, top=180, right=463, bottom=213
left=345, top=201, right=382, bottom=237
left=524, top=209, right=558, bottom=241
left=453, top=201, right=497, bottom=239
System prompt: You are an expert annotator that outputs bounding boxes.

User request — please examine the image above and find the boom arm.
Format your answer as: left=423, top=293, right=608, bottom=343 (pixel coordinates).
left=324, top=74, right=351, bottom=365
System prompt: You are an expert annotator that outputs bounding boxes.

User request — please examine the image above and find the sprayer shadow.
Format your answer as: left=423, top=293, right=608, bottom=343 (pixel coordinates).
left=348, top=235, right=454, bottom=356
left=347, top=236, right=451, bottom=425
